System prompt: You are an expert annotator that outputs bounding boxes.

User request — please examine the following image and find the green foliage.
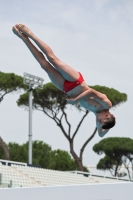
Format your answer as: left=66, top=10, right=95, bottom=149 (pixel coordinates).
left=93, top=137, right=133, bottom=158
left=0, top=71, right=27, bottom=100
left=8, top=142, right=28, bottom=163
left=83, top=166, right=89, bottom=172
left=96, top=155, right=119, bottom=170
left=17, top=92, right=29, bottom=109
left=0, top=146, right=6, bottom=159
left=33, top=83, right=67, bottom=111
left=17, top=82, right=67, bottom=111
left=49, top=149, right=77, bottom=171
left=91, top=85, right=127, bottom=107
left=93, top=137, right=133, bottom=178
left=17, top=82, right=127, bottom=111
left=31, top=141, right=53, bottom=168
left=0, top=141, right=78, bottom=171
left=8, top=141, right=53, bottom=167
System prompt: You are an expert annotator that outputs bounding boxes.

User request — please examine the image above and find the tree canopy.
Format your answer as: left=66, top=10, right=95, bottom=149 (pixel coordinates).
left=48, top=149, right=77, bottom=171
left=17, top=83, right=127, bottom=110
left=0, top=141, right=80, bottom=171
left=0, top=71, right=27, bottom=102
left=93, top=137, right=133, bottom=179
left=17, top=82, right=127, bottom=171
left=0, top=71, right=27, bottom=160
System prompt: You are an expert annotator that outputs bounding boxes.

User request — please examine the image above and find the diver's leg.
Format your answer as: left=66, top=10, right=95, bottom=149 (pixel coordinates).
left=12, top=25, right=65, bottom=91
left=17, top=24, right=80, bottom=81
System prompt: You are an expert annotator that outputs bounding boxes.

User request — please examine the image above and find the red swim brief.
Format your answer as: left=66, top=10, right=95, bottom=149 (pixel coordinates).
left=63, top=72, right=84, bottom=93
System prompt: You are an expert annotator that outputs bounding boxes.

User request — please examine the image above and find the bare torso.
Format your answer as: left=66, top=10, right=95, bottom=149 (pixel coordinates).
left=66, top=81, right=104, bottom=113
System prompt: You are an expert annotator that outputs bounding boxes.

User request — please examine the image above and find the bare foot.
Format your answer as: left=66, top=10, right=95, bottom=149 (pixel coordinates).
left=12, top=25, right=28, bottom=40
left=17, top=24, right=33, bottom=38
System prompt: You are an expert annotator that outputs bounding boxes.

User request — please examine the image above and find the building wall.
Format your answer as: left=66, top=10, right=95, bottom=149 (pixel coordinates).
left=0, top=182, right=133, bottom=200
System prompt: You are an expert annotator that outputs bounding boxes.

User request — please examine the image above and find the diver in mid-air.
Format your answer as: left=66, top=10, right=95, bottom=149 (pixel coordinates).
left=12, top=24, right=115, bottom=137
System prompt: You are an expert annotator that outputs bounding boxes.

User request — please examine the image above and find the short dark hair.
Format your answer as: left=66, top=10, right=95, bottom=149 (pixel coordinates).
left=102, top=115, right=116, bottom=129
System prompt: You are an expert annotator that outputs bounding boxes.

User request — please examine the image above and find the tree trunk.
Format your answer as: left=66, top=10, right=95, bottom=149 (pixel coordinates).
left=69, top=140, right=83, bottom=171
left=76, top=159, right=83, bottom=171
left=0, top=137, right=10, bottom=160
left=114, top=164, right=119, bottom=177
left=126, top=167, right=131, bottom=180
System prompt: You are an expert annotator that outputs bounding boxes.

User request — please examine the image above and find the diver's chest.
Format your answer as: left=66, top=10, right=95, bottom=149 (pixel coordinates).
left=79, top=98, right=101, bottom=111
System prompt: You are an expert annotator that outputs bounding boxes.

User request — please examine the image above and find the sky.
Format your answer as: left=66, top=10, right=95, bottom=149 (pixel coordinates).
left=0, top=0, right=133, bottom=174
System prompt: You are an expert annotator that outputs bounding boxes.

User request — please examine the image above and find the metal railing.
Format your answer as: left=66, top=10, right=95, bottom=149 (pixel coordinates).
left=69, top=171, right=133, bottom=182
